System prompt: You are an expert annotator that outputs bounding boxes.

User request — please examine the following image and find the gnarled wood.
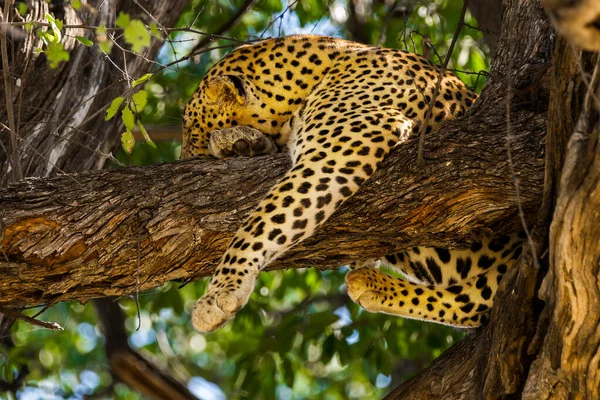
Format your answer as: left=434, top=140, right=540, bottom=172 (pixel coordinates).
left=0, top=98, right=545, bottom=307
left=0, top=0, right=188, bottom=185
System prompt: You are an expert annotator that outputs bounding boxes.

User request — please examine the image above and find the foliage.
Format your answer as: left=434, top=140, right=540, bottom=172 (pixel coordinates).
left=2, top=0, right=491, bottom=398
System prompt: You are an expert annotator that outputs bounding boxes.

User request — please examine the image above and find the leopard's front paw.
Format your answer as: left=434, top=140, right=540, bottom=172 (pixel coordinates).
left=209, top=126, right=277, bottom=158
left=191, top=280, right=255, bottom=332
left=191, top=294, right=232, bottom=332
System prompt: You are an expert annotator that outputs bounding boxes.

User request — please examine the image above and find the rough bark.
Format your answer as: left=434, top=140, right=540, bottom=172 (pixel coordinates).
left=0, top=0, right=188, bottom=185
left=0, top=99, right=545, bottom=308
left=3, top=0, right=599, bottom=398
left=467, top=0, right=503, bottom=54
left=388, top=1, right=600, bottom=399
left=522, top=54, right=600, bottom=400
left=0, top=0, right=191, bottom=395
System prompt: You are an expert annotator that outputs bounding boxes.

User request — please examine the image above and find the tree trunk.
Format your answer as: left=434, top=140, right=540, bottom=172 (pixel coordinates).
left=0, top=0, right=188, bottom=184
left=387, top=1, right=600, bottom=399
left=0, top=0, right=193, bottom=397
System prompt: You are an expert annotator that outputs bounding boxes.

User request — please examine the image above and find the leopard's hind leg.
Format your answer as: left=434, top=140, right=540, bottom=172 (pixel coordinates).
left=346, top=236, right=523, bottom=327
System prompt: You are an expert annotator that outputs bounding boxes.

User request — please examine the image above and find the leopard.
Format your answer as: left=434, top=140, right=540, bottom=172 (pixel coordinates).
left=180, top=34, right=523, bottom=332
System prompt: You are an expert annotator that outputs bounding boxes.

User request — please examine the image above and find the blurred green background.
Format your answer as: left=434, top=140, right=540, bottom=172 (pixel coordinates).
left=1, top=0, right=491, bottom=398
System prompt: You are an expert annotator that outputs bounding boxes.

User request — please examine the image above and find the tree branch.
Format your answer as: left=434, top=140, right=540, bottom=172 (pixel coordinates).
left=0, top=85, right=545, bottom=308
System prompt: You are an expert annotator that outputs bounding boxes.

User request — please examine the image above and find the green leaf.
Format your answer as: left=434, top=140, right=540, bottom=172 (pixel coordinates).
left=124, top=19, right=151, bottom=52
left=322, top=334, right=336, bottom=364
left=121, top=130, right=135, bottom=154
left=71, top=0, right=81, bottom=10
left=121, top=106, right=135, bottom=131
left=17, top=2, right=28, bottom=15
left=281, top=357, right=294, bottom=387
left=116, top=12, right=130, bottom=29
left=137, top=121, right=157, bottom=149
left=105, top=96, right=124, bottom=121
left=45, top=13, right=55, bottom=24
left=75, top=36, right=93, bottom=46
left=54, top=19, right=63, bottom=30
left=131, top=90, right=148, bottom=112
left=45, top=42, right=70, bottom=68
left=149, top=23, right=160, bottom=38
left=132, top=73, right=152, bottom=88
left=98, top=40, right=113, bottom=53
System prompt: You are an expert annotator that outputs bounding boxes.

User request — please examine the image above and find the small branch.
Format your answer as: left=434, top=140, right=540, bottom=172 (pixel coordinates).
left=0, top=304, right=63, bottom=330
left=417, top=0, right=469, bottom=165
left=187, top=0, right=258, bottom=54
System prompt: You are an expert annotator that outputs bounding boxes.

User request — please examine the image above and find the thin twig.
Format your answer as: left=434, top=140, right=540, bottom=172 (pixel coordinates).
left=1, top=0, right=23, bottom=182
left=188, top=0, right=258, bottom=55
left=377, top=0, right=400, bottom=46
left=259, top=0, right=300, bottom=38
left=416, top=0, right=468, bottom=166
left=135, top=236, right=141, bottom=331
left=0, top=304, right=63, bottom=331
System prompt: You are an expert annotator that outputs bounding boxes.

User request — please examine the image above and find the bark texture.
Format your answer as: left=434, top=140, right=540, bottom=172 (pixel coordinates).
left=0, top=0, right=192, bottom=396
left=0, top=0, right=188, bottom=185
left=388, top=1, right=600, bottom=399
left=2, top=0, right=599, bottom=398
left=522, top=54, right=600, bottom=400
left=0, top=104, right=545, bottom=307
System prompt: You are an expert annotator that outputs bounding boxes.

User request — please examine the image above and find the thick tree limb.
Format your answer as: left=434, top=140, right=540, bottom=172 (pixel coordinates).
left=1, top=0, right=551, bottom=311
left=0, top=2, right=548, bottom=313
left=0, top=91, right=545, bottom=308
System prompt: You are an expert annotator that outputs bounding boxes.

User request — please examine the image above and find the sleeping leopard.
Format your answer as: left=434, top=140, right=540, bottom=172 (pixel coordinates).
left=180, top=35, right=523, bottom=332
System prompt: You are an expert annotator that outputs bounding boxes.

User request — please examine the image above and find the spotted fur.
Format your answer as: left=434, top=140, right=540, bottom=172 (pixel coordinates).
left=180, top=35, right=518, bottom=332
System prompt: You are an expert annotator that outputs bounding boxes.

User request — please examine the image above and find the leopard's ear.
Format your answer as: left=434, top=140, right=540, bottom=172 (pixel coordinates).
left=204, top=75, right=246, bottom=105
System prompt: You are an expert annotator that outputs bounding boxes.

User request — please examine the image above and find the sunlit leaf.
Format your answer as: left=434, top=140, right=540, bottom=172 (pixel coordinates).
left=121, top=130, right=135, bottom=153
left=116, top=12, right=130, bottom=29
left=137, top=121, right=157, bottom=149
left=131, top=90, right=148, bottom=112
left=149, top=23, right=160, bottom=38
left=75, top=36, right=93, bottom=46
left=121, top=106, right=136, bottom=131
left=17, top=2, right=27, bottom=15
left=105, top=96, right=124, bottom=121
left=124, top=19, right=151, bottom=52
left=45, top=42, right=70, bottom=68
left=132, top=73, right=152, bottom=88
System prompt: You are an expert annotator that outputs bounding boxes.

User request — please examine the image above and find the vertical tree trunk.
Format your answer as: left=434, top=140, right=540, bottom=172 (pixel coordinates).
left=0, top=0, right=191, bottom=396
left=388, top=0, right=600, bottom=398
left=0, top=0, right=187, bottom=185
